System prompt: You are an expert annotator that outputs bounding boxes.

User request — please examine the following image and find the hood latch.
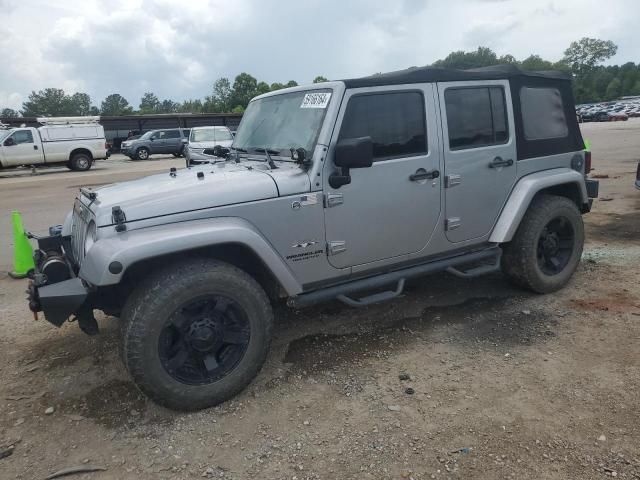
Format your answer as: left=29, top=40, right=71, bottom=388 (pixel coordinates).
left=112, top=206, right=127, bottom=232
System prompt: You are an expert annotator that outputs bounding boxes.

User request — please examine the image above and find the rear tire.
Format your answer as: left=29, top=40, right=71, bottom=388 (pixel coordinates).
left=121, top=259, right=273, bottom=411
left=69, top=152, right=92, bottom=171
left=501, top=194, right=584, bottom=293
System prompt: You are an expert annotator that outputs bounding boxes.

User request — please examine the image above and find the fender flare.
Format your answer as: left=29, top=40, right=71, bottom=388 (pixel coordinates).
left=78, top=217, right=302, bottom=295
left=489, top=168, right=588, bottom=243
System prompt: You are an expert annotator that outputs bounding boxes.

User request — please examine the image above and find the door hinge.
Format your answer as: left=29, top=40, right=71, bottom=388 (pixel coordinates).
left=445, top=217, right=461, bottom=231
left=324, top=192, right=344, bottom=208
left=445, top=174, right=461, bottom=188
left=327, top=240, right=346, bottom=255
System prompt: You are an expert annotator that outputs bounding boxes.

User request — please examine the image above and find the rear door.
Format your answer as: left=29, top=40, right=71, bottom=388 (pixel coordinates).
left=2, top=129, right=42, bottom=166
left=163, top=129, right=182, bottom=153
left=437, top=81, right=517, bottom=243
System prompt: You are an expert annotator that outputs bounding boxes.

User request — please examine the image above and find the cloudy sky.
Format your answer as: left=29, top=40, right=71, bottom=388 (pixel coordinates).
left=1, top=0, right=638, bottom=111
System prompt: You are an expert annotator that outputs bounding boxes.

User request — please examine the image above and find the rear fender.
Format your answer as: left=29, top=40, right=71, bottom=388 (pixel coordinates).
left=78, top=217, right=302, bottom=295
left=489, top=168, right=588, bottom=243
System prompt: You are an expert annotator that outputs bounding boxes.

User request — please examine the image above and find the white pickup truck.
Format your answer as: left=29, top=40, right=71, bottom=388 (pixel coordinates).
left=0, top=116, right=109, bottom=171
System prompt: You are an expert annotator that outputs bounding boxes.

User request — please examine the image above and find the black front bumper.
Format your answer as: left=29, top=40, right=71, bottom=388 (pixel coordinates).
left=28, top=232, right=89, bottom=327
left=30, top=277, right=89, bottom=327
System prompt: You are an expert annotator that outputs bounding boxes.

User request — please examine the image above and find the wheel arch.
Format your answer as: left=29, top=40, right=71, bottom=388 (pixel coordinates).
left=79, top=217, right=302, bottom=297
left=70, top=148, right=93, bottom=161
left=490, top=168, right=588, bottom=243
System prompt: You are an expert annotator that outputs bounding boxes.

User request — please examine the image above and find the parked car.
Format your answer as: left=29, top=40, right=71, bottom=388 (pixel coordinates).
left=0, top=116, right=109, bottom=171
left=26, top=64, right=598, bottom=411
left=120, top=128, right=189, bottom=160
left=184, top=126, right=234, bottom=165
left=608, top=111, right=628, bottom=121
left=580, top=110, right=609, bottom=122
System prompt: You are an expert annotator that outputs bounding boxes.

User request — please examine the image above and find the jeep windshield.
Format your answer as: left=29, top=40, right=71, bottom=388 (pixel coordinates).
left=233, top=89, right=332, bottom=156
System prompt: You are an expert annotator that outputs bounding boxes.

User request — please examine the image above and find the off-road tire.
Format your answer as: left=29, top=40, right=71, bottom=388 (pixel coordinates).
left=121, top=258, right=273, bottom=411
left=501, top=194, right=584, bottom=293
left=135, top=147, right=150, bottom=160
left=68, top=152, right=92, bottom=171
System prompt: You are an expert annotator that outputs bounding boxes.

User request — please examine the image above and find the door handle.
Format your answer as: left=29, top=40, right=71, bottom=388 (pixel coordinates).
left=489, top=156, right=513, bottom=168
left=410, top=169, right=440, bottom=181
left=33, top=145, right=38, bottom=150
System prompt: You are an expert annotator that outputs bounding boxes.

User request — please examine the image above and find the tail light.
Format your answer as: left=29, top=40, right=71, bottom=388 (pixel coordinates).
left=584, top=150, right=592, bottom=174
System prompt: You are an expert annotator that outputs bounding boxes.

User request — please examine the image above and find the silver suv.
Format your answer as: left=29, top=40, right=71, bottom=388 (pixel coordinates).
left=26, top=65, right=598, bottom=410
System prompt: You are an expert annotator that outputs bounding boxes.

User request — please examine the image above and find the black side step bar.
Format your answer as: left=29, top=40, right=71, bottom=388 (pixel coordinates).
left=288, top=247, right=501, bottom=309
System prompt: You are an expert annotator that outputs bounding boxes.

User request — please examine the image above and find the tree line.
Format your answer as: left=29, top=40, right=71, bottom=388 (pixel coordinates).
left=1, top=37, right=635, bottom=118
left=1, top=75, right=328, bottom=118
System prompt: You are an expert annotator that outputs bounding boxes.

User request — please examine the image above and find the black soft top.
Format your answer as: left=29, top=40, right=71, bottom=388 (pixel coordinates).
left=342, top=64, right=572, bottom=88
left=342, top=64, right=583, bottom=161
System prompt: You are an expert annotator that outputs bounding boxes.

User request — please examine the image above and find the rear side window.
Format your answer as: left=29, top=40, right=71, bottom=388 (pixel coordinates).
left=445, top=87, right=508, bottom=150
left=520, top=87, right=568, bottom=140
left=164, top=130, right=181, bottom=139
left=338, top=91, right=427, bottom=161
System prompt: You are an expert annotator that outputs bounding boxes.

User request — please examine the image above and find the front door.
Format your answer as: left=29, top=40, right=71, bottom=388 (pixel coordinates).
left=437, top=81, right=517, bottom=243
left=324, top=85, right=442, bottom=269
left=2, top=129, right=41, bottom=167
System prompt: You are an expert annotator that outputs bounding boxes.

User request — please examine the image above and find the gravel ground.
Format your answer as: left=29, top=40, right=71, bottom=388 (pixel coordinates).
left=0, top=122, right=639, bottom=479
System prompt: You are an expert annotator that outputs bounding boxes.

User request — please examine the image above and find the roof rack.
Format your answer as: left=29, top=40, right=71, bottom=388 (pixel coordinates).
left=36, top=116, right=100, bottom=125
left=0, top=121, right=11, bottom=130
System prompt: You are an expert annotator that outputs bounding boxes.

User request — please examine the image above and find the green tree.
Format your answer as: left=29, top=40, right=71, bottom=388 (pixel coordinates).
left=159, top=99, right=179, bottom=113
left=520, top=54, right=554, bottom=71
left=285, top=80, right=298, bottom=88
left=313, top=76, right=328, bottom=83
left=232, top=105, right=245, bottom=113
left=100, top=94, right=133, bottom=115
left=231, top=73, right=259, bottom=109
left=1, top=108, right=19, bottom=118
left=605, top=77, right=622, bottom=100
left=270, top=82, right=285, bottom=91
left=89, top=106, right=100, bottom=115
left=256, top=81, right=271, bottom=95
left=563, top=38, right=618, bottom=74
left=22, top=88, right=69, bottom=116
left=213, top=78, right=233, bottom=112
left=139, top=92, right=160, bottom=114
left=68, top=92, right=92, bottom=115
left=433, top=47, right=498, bottom=69
left=179, top=99, right=203, bottom=113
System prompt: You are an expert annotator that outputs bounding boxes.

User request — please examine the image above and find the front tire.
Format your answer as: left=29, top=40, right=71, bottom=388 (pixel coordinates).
left=135, top=147, right=150, bottom=160
left=501, top=194, right=584, bottom=293
left=121, top=259, right=273, bottom=411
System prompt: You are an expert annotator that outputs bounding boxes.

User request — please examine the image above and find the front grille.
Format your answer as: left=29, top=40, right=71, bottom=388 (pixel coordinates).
left=70, top=199, right=90, bottom=266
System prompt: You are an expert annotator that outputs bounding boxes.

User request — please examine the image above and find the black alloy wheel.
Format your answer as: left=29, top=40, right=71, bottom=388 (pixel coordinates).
left=536, top=216, right=575, bottom=276
left=159, top=295, right=251, bottom=385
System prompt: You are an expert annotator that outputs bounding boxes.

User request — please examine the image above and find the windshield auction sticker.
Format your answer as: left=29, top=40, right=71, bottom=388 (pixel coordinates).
left=300, top=92, right=331, bottom=109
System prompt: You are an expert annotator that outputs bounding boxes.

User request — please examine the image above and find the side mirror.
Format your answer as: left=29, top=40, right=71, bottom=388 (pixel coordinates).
left=212, top=145, right=230, bottom=158
left=4, top=137, right=15, bottom=147
left=329, top=136, right=373, bottom=188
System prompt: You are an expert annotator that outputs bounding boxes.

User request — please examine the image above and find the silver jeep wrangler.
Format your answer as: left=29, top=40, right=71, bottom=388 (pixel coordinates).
left=27, top=65, right=599, bottom=410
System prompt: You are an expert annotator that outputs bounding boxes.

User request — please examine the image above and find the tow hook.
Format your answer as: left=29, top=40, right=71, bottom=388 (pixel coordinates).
left=71, top=304, right=99, bottom=336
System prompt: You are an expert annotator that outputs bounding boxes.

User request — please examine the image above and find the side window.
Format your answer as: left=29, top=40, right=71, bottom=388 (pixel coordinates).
left=12, top=130, right=34, bottom=144
left=338, top=91, right=427, bottom=161
left=164, top=130, right=181, bottom=139
left=520, top=87, right=568, bottom=140
left=444, top=87, right=509, bottom=150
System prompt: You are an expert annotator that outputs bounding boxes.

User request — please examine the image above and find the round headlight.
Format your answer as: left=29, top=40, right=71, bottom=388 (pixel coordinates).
left=84, top=220, right=97, bottom=254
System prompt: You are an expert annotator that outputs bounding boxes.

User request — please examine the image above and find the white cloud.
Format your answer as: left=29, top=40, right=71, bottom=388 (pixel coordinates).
left=0, top=0, right=638, bottom=111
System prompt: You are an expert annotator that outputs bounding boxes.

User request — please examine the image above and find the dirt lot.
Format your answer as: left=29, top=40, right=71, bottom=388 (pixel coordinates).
left=0, top=125, right=639, bottom=480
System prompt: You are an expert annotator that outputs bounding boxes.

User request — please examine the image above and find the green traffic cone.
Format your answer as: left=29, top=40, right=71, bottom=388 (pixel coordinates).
left=9, top=211, right=35, bottom=279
